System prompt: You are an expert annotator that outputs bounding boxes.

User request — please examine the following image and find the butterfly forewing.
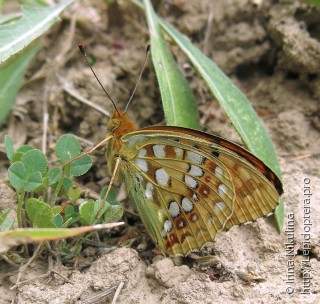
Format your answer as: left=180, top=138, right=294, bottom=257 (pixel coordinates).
left=115, top=126, right=282, bottom=256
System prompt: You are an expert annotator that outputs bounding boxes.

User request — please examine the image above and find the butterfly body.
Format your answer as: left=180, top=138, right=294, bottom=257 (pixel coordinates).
left=105, top=110, right=283, bottom=256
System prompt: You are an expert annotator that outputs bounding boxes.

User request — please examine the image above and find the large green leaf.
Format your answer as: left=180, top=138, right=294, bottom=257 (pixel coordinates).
left=0, top=41, right=41, bottom=125
left=143, top=0, right=199, bottom=129
left=160, top=21, right=281, bottom=173
left=0, top=0, right=75, bottom=63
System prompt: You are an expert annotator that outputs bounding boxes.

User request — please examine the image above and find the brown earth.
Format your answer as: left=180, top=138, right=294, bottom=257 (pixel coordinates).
left=0, top=0, right=319, bottom=303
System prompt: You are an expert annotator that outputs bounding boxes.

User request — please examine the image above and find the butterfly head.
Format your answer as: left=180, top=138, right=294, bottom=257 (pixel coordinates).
left=108, top=109, right=137, bottom=137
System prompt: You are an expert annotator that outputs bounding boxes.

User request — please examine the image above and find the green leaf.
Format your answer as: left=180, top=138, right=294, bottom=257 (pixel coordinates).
left=16, top=145, right=36, bottom=153
left=160, top=21, right=280, bottom=173
left=70, top=155, right=92, bottom=176
left=21, top=0, right=50, bottom=6
left=21, top=149, right=48, bottom=175
left=104, top=205, right=123, bottom=223
left=25, top=198, right=57, bottom=228
left=100, top=187, right=120, bottom=206
left=0, top=222, right=125, bottom=253
left=67, top=186, right=81, bottom=202
left=8, top=161, right=27, bottom=190
left=12, top=151, right=24, bottom=163
left=0, top=0, right=75, bottom=63
left=24, top=171, right=42, bottom=191
left=52, top=206, right=62, bottom=216
left=0, top=13, right=21, bottom=26
left=64, top=205, right=79, bottom=227
left=25, top=198, right=39, bottom=223
left=143, top=0, right=199, bottom=129
left=74, top=245, right=82, bottom=256
left=4, top=135, right=14, bottom=161
left=0, top=42, right=41, bottom=125
left=62, top=177, right=73, bottom=193
left=79, top=200, right=98, bottom=226
left=79, top=198, right=112, bottom=225
left=60, top=244, right=82, bottom=260
left=48, top=167, right=62, bottom=185
left=33, top=207, right=55, bottom=228
left=55, top=134, right=82, bottom=164
left=64, top=204, right=76, bottom=219
left=0, top=209, right=15, bottom=231
left=302, top=0, right=320, bottom=6
left=55, top=134, right=92, bottom=175
left=61, top=217, right=74, bottom=228
left=0, top=210, right=10, bottom=225
left=36, top=176, right=49, bottom=192
left=60, top=246, right=71, bottom=256
left=52, top=214, right=63, bottom=228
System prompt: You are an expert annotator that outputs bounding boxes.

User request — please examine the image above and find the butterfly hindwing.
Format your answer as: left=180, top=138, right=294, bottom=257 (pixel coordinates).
left=117, top=126, right=282, bottom=256
left=121, top=140, right=236, bottom=256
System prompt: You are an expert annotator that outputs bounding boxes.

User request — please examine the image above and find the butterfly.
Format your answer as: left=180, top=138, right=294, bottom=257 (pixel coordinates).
left=76, top=44, right=283, bottom=256
left=104, top=109, right=283, bottom=257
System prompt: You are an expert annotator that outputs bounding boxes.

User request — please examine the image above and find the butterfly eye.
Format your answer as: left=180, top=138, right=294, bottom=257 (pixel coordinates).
left=107, top=118, right=121, bottom=131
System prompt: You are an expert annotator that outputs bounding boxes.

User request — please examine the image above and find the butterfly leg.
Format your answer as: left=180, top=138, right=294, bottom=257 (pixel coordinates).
left=96, top=156, right=121, bottom=218
left=188, top=252, right=221, bottom=267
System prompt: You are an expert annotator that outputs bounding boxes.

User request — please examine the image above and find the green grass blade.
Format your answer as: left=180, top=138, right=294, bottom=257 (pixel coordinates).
left=0, top=41, right=41, bottom=126
left=159, top=21, right=284, bottom=231
left=301, top=0, right=320, bottom=6
left=0, top=0, right=75, bottom=63
left=142, top=0, right=199, bottom=129
left=0, top=223, right=124, bottom=253
left=160, top=21, right=279, bottom=171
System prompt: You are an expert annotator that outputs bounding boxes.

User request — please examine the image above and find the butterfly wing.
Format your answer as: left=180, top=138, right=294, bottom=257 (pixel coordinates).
left=117, top=126, right=283, bottom=256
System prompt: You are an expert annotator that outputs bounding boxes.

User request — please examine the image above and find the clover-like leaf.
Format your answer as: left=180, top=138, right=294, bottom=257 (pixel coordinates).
left=24, top=171, right=42, bottom=192
left=0, top=209, right=15, bottom=232
left=8, top=161, right=27, bottom=190
left=4, top=135, right=14, bottom=161
left=79, top=200, right=97, bottom=226
left=21, top=149, right=47, bottom=175
left=55, top=134, right=82, bottom=164
left=48, top=167, right=62, bottom=185
left=104, top=205, right=124, bottom=224
left=25, top=198, right=62, bottom=228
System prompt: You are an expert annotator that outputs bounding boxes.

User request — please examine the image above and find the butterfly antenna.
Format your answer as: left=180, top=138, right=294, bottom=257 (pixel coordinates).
left=124, top=45, right=150, bottom=113
left=78, top=44, right=120, bottom=116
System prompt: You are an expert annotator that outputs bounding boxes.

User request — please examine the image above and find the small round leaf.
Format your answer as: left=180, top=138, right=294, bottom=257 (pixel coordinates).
left=21, top=149, right=47, bottom=175
left=70, top=155, right=92, bottom=176
left=79, top=200, right=96, bottom=225
left=8, top=161, right=26, bottom=190
left=62, top=177, right=73, bottom=193
left=24, top=172, right=42, bottom=192
left=55, top=134, right=81, bottom=164
left=48, top=167, right=62, bottom=185
left=104, top=205, right=123, bottom=223
left=16, top=145, right=36, bottom=153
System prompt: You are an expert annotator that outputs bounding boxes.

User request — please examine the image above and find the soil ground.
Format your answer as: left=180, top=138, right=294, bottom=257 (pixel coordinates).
left=0, top=0, right=319, bottom=303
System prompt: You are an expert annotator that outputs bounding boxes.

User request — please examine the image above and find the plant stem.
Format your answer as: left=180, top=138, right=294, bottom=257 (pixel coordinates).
left=74, top=231, right=95, bottom=249
left=17, top=189, right=26, bottom=228
left=50, top=174, right=64, bottom=206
